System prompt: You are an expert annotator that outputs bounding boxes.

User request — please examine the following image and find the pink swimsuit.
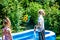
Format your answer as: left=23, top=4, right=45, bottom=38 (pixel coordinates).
left=2, top=27, right=12, bottom=40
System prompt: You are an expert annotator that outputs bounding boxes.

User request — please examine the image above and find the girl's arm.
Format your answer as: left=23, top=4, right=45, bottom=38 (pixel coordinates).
left=34, top=22, right=41, bottom=32
left=34, top=25, right=38, bottom=31
left=34, top=26, right=36, bottom=31
left=38, top=22, right=41, bottom=27
left=9, top=29, right=12, bottom=40
left=2, top=30, right=4, bottom=40
left=7, top=28, right=12, bottom=40
left=2, top=32, right=3, bottom=40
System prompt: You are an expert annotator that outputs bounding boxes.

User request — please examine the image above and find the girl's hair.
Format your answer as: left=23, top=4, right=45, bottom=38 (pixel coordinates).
left=38, top=9, right=45, bottom=15
left=3, top=17, right=11, bottom=27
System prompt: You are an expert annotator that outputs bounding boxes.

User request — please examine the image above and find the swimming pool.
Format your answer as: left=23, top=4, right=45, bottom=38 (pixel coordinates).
left=0, top=29, right=56, bottom=40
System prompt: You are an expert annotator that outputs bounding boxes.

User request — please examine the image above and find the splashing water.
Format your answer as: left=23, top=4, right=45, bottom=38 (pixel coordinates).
left=34, top=31, right=36, bottom=38
left=33, top=31, right=38, bottom=40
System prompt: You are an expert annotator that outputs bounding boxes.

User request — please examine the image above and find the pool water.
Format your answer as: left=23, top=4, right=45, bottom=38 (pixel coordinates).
left=0, top=29, right=56, bottom=40
left=12, top=29, right=56, bottom=40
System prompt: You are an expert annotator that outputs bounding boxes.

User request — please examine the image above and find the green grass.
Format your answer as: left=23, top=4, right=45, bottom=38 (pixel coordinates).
left=56, top=35, right=60, bottom=40
left=0, top=29, right=2, bottom=37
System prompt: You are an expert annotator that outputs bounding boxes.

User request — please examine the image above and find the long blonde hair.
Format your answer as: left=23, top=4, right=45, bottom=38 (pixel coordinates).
left=3, top=17, right=11, bottom=28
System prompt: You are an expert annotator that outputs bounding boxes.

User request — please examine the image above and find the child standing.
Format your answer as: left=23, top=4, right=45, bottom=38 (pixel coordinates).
left=2, top=17, right=12, bottom=40
left=34, top=9, right=45, bottom=40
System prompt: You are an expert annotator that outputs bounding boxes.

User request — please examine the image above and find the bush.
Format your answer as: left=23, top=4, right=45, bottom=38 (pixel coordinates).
left=26, top=2, right=42, bottom=26
left=44, top=5, right=60, bottom=34
left=0, top=0, right=60, bottom=34
left=2, top=0, right=24, bottom=32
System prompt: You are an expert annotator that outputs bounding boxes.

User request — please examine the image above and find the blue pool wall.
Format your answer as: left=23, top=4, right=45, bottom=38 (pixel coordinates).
left=0, top=29, right=56, bottom=40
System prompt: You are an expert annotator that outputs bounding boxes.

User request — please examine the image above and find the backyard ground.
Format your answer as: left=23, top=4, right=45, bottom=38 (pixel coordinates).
left=56, top=35, right=60, bottom=40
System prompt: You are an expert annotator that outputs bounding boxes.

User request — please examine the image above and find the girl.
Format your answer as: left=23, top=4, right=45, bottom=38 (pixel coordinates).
left=34, top=9, right=45, bottom=40
left=2, top=17, right=12, bottom=40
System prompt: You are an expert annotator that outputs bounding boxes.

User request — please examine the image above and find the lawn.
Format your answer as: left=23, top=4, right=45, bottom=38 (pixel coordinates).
left=56, top=35, right=60, bottom=40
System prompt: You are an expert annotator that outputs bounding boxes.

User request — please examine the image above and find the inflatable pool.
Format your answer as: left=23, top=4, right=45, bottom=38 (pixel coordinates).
left=0, top=29, right=56, bottom=40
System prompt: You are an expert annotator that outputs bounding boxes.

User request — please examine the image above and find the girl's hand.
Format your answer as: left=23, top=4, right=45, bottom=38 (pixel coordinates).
left=34, top=27, right=36, bottom=32
left=34, top=29, right=36, bottom=31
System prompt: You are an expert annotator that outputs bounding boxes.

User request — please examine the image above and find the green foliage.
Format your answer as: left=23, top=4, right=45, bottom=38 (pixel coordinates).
left=19, top=0, right=29, bottom=9
left=44, top=5, right=60, bottom=34
left=26, top=2, right=42, bottom=25
left=0, top=4, right=5, bottom=19
left=2, top=0, right=24, bottom=32
left=0, top=0, right=60, bottom=34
